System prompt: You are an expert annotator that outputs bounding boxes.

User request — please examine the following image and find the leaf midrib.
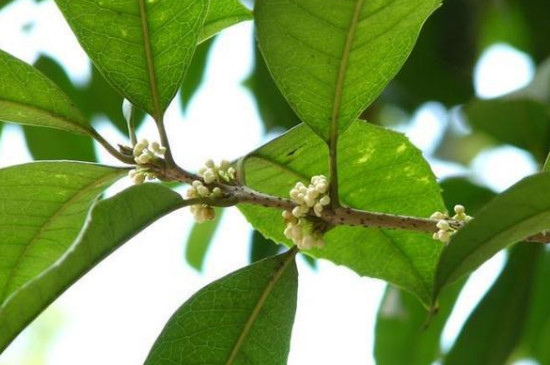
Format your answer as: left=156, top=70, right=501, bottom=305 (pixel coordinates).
left=0, top=170, right=122, bottom=302
left=225, top=249, right=296, bottom=364
left=138, top=0, right=162, bottom=120
left=0, top=99, right=90, bottom=135
left=329, top=0, right=365, bottom=141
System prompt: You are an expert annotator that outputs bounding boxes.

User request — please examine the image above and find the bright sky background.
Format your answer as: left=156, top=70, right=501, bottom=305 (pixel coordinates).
left=0, top=1, right=540, bottom=364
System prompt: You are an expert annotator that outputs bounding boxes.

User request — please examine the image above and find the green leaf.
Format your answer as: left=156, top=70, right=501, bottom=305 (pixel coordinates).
left=0, top=162, right=124, bottom=307
left=374, top=178, right=495, bottom=365
left=180, top=37, right=215, bottom=113
left=255, top=0, right=441, bottom=140
left=375, top=278, right=465, bottom=365
left=244, top=41, right=300, bottom=132
left=145, top=250, right=298, bottom=365
left=433, top=172, right=550, bottom=300
left=185, top=207, right=223, bottom=271
left=199, top=0, right=252, bottom=43
left=239, top=121, right=444, bottom=305
left=0, top=49, right=92, bottom=135
left=250, top=230, right=281, bottom=263
left=465, top=98, right=550, bottom=163
left=0, top=183, right=184, bottom=353
left=54, top=0, right=209, bottom=119
left=444, top=244, right=542, bottom=365
left=516, top=249, right=550, bottom=364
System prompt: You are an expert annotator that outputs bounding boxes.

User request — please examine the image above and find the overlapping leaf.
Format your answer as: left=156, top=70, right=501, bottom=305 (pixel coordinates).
left=0, top=50, right=91, bottom=135
left=54, top=0, right=209, bottom=118
left=255, top=0, right=441, bottom=140
left=0, top=162, right=124, bottom=308
left=146, top=250, right=298, bottom=365
left=239, top=121, right=444, bottom=305
left=434, top=172, right=550, bottom=300
left=199, top=0, right=252, bottom=43
left=0, top=183, right=184, bottom=353
left=444, top=244, right=542, bottom=365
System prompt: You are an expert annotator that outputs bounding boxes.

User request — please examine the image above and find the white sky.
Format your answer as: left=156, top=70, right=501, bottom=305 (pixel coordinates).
left=0, top=1, right=540, bottom=364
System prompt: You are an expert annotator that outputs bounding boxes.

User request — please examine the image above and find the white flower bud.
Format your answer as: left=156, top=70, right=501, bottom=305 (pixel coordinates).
left=437, top=230, right=451, bottom=243
left=192, top=180, right=202, bottom=188
left=304, top=195, right=315, bottom=207
left=454, top=205, right=465, bottom=215
left=319, top=195, right=331, bottom=206
left=205, top=159, right=215, bottom=168
left=292, top=206, right=305, bottom=218
left=313, top=203, right=323, bottom=217
left=212, top=187, right=222, bottom=197
left=197, top=185, right=210, bottom=197
left=282, top=210, right=293, bottom=220
left=132, top=173, right=145, bottom=185
left=430, top=211, right=447, bottom=220
left=203, top=170, right=216, bottom=184
left=436, top=220, right=450, bottom=230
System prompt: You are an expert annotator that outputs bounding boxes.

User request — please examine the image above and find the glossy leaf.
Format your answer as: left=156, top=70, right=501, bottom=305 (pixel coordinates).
left=54, top=0, right=209, bottom=118
left=180, top=37, right=215, bottom=113
left=444, top=244, right=542, bottom=365
left=434, top=172, right=550, bottom=300
left=465, top=98, right=550, bottom=162
left=239, top=121, right=444, bottom=305
left=374, top=178, right=495, bottom=365
left=185, top=208, right=223, bottom=271
left=255, top=0, right=441, bottom=140
left=199, top=0, right=252, bottom=43
left=0, top=49, right=91, bottom=135
left=146, top=250, right=298, bottom=365
left=0, top=162, right=124, bottom=307
left=0, top=183, right=184, bottom=353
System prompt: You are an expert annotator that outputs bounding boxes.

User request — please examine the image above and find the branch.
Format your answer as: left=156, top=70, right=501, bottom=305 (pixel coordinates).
left=154, top=164, right=550, bottom=244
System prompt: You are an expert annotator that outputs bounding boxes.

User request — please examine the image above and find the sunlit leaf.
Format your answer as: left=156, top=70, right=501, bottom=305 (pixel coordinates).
left=255, top=0, right=441, bottom=140
left=0, top=183, right=184, bottom=353
left=180, top=37, right=215, bottom=114
left=54, top=0, right=209, bottom=118
left=199, top=0, right=252, bottom=43
left=444, top=244, right=542, bottom=365
left=185, top=208, right=223, bottom=271
left=0, top=50, right=91, bottom=135
left=434, top=172, right=550, bottom=300
left=146, top=250, right=298, bottom=365
left=239, top=121, right=444, bottom=305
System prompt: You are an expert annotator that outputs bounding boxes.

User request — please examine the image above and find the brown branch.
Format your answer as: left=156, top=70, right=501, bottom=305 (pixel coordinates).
left=152, top=164, right=550, bottom=244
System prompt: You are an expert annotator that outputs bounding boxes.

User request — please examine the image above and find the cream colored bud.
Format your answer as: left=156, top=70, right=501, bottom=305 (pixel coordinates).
left=319, top=195, right=331, bottom=206
left=454, top=205, right=465, bottom=215
left=205, top=159, right=215, bottom=168
left=430, top=211, right=447, bottom=220
left=292, top=206, right=305, bottom=218
left=315, top=183, right=328, bottom=194
left=203, top=170, right=217, bottom=184
left=197, top=186, right=210, bottom=197
left=282, top=210, right=293, bottom=220
left=436, top=220, right=450, bottom=230
left=437, top=230, right=451, bottom=243
left=313, top=203, right=323, bottom=217
left=132, top=173, right=145, bottom=185
left=304, top=195, right=315, bottom=207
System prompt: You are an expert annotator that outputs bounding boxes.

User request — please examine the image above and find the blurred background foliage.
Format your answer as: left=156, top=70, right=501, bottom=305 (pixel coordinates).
left=1, top=0, right=550, bottom=364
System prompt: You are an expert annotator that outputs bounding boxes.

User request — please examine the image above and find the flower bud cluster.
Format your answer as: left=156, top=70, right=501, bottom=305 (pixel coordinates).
left=430, top=204, right=472, bottom=243
left=186, top=180, right=223, bottom=223
left=128, top=139, right=167, bottom=185
left=282, top=210, right=324, bottom=250
left=128, top=166, right=156, bottom=185
left=282, top=176, right=330, bottom=250
left=289, top=175, right=330, bottom=218
left=198, top=159, right=236, bottom=184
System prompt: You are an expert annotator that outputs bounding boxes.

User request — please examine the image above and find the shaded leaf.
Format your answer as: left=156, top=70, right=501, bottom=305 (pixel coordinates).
left=250, top=229, right=281, bottom=263
left=0, top=162, right=124, bottom=307
left=199, top=0, right=252, bottom=43
left=0, top=49, right=91, bottom=135
left=515, top=249, right=550, bottom=364
left=255, top=0, right=441, bottom=140
left=0, top=183, right=184, bottom=353
left=444, top=244, right=542, bottom=365
left=434, top=172, right=550, bottom=300
left=374, top=178, right=495, bottom=365
left=375, top=278, right=465, bottom=365
left=239, top=121, right=444, bottom=305
left=180, top=37, right=215, bottom=113
left=146, top=250, right=298, bottom=365
left=185, top=208, right=223, bottom=272
left=26, top=56, right=96, bottom=161
left=465, top=98, right=550, bottom=163
left=54, top=0, right=209, bottom=118
left=244, top=41, right=300, bottom=132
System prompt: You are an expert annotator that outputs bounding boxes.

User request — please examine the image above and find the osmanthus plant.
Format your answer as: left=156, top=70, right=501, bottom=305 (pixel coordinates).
left=1, top=0, right=550, bottom=364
